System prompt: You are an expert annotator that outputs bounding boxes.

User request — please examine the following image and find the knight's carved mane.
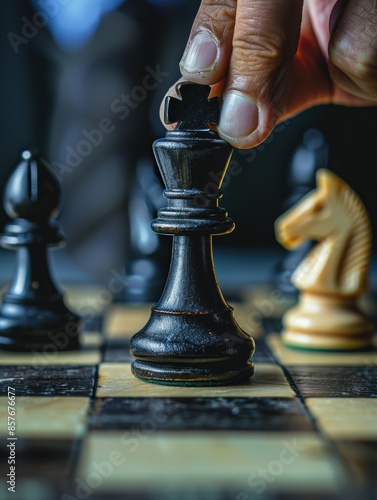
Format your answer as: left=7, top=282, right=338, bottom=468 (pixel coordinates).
left=336, top=177, right=371, bottom=293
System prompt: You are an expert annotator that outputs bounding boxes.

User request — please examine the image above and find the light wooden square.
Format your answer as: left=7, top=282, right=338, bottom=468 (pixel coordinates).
left=77, top=431, right=341, bottom=493
left=0, top=396, right=90, bottom=438
left=104, top=305, right=152, bottom=339
left=0, top=346, right=101, bottom=366
left=306, top=398, right=377, bottom=440
left=96, top=362, right=296, bottom=398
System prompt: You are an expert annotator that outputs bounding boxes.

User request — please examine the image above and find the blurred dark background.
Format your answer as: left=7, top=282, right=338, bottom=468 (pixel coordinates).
left=0, top=0, right=377, bottom=293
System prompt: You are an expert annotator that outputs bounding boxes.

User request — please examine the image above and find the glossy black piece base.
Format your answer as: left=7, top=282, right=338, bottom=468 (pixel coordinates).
left=132, top=359, right=254, bottom=386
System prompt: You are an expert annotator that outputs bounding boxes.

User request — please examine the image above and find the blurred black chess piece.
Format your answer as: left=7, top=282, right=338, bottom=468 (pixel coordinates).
left=122, top=157, right=171, bottom=302
left=275, top=129, right=332, bottom=297
left=0, top=150, right=81, bottom=351
left=130, top=82, right=255, bottom=386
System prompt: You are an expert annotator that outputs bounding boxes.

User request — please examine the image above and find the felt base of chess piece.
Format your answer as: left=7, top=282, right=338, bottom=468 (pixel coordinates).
left=282, top=293, right=374, bottom=350
left=0, top=150, right=82, bottom=352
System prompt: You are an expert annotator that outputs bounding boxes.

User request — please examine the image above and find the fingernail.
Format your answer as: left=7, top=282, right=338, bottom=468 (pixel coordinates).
left=180, top=32, right=218, bottom=74
left=219, top=92, right=259, bottom=138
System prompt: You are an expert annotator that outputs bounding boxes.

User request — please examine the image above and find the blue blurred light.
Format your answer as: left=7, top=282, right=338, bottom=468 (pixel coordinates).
left=148, top=0, right=180, bottom=4
left=32, top=0, right=126, bottom=51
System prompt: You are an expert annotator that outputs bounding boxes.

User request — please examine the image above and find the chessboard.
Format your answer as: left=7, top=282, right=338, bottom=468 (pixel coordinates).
left=0, top=284, right=376, bottom=500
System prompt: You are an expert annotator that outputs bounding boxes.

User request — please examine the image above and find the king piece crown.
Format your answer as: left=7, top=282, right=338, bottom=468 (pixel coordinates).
left=164, top=82, right=219, bottom=131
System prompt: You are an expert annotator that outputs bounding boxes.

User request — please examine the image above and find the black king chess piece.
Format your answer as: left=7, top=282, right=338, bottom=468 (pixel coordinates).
left=130, top=82, right=255, bottom=385
left=0, top=150, right=81, bottom=351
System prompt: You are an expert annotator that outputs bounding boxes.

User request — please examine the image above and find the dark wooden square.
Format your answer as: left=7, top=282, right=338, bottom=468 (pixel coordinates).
left=287, top=366, right=377, bottom=398
left=91, top=396, right=313, bottom=432
left=0, top=366, right=96, bottom=396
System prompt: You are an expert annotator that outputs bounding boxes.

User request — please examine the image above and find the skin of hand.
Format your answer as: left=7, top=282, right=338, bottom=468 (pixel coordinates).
left=162, top=0, right=377, bottom=149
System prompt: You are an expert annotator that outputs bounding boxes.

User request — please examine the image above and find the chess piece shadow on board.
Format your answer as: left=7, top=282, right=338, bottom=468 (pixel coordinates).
left=275, top=169, right=374, bottom=351
left=0, top=150, right=82, bottom=351
left=130, top=82, right=255, bottom=386
left=275, top=128, right=337, bottom=298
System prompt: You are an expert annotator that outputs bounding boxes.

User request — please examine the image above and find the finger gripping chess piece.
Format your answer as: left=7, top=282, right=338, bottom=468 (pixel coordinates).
left=130, top=82, right=255, bottom=385
left=275, top=169, right=373, bottom=350
left=0, top=150, right=82, bottom=351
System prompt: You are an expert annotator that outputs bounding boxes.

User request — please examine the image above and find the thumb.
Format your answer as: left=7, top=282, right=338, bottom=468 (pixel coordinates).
left=181, top=0, right=304, bottom=148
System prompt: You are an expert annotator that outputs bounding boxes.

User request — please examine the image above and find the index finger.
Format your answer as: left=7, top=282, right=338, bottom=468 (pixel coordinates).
left=179, top=0, right=237, bottom=84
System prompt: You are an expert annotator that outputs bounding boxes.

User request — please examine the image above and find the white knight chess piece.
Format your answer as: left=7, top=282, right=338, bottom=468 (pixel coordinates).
left=275, top=169, right=374, bottom=350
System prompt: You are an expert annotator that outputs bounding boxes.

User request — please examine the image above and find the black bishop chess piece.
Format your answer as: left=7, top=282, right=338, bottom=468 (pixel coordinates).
left=0, top=150, right=81, bottom=351
left=130, top=82, right=255, bottom=386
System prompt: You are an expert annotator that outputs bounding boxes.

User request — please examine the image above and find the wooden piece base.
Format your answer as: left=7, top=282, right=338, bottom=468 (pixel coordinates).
left=282, top=293, right=374, bottom=351
left=131, top=359, right=254, bottom=386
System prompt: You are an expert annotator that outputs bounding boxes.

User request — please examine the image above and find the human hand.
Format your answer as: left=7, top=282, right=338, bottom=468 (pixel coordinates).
left=164, top=0, right=377, bottom=149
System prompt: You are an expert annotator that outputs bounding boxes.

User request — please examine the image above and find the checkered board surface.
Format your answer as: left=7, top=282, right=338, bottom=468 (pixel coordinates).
left=0, top=285, right=376, bottom=500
